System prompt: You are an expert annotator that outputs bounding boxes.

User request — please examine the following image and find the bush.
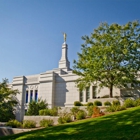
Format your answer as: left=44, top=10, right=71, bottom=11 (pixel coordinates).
left=74, top=101, right=83, bottom=106
left=71, top=107, right=80, bottom=118
left=135, top=98, right=140, bottom=106
left=87, top=102, right=93, bottom=106
left=106, top=105, right=126, bottom=112
left=101, top=95, right=109, bottom=98
left=39, top=107, right=58, bottom=116
left=58, top=113, right=72, bottom=124
left=104, top=101, right=112, bottom=106
left=86, top=105, right=94, bottom=117
left=23, top=120, right=36, bottom=128
left=49, top=107, right=58, bottom=116
left=6, top=120, right=22, bottom=128
left=40, top=119, right=54, bottom=127
left=124, top=99, right=136, bottom=108
left=112, top=100, right=120, bottom=106
left=39, top=109, right=50, bottom=116
left=76, top=110, right=86, bottom=120
left=94, top=100, right=102, bottom=106
left=26, top=99, right=48, bottom=115
left=106, top=105, right=118, bottom=112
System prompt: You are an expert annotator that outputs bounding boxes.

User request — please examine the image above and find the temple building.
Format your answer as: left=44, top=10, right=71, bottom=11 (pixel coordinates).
left=10, top=36, right=138, bottom=121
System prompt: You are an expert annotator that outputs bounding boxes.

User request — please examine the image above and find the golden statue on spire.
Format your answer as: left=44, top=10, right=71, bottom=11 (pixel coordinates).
left=63, top=32, right=67, bottom=42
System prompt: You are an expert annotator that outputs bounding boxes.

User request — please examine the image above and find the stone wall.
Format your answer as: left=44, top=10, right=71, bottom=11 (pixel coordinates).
left=24, top=116, right=59, bottom=127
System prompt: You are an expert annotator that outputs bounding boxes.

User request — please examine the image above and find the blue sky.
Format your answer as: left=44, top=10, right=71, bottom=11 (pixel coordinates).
left=0, top=0, right=140, bottom=82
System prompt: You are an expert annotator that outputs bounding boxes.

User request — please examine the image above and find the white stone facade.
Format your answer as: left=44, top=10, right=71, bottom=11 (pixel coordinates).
left=11, top=41, right=137, bottom=121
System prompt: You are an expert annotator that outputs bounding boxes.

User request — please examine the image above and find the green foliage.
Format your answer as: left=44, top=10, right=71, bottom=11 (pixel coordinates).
left=74, top=101, right=83, bottom=106
left=106, top=105, right=126, bottom=112
left=23, top=120, right=36, bottom=128
left=70, top=107, right=80, bottom=118
left=124, top=98, right=136, bottom=108
left=94, top=100, right=102, bottom=106
left=6, top=120, right=22, bottom=128
left=73, top=21, right=140, bottom=98
left=0, top=79, right=19, bottom=122
left=86, top=105, right=94, bottom=116
left=58, top=113, right=72, bottom=124
left=87, top=102, right=93, bottom=106
left=101, top=95, right=110, bottom=98
left=112, top=100, right=120, bottom=106
left=26, top=98, right=48, bottom=115
left=49, top=107, right=58, bottom=116
left=76, top=110, right=86, bottom=120
left=39, top=109, right=50, bottom=116
left=40, top=119, right=54, bottom=127
left=135, top=98, right=140, bottom=106
left=70, top=107, right=86, bottom=120
left=104, top=101, right=112, bottom=106
left=39, top=107, right=58, bottom=116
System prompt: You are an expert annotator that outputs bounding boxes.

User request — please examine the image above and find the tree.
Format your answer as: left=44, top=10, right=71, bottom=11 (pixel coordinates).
left=73, top=21, right=140, bottom=97
left=26, top=98, right=48, bottom=115
left=0, top=79, right=19, bottom=121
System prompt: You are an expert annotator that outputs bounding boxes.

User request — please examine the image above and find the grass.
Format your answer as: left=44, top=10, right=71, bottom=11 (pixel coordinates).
left=1, top=106, right=140, bottom=140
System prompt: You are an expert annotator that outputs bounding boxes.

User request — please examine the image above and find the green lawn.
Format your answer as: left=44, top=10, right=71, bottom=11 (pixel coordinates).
left=1, top=106, right=140, bottom=140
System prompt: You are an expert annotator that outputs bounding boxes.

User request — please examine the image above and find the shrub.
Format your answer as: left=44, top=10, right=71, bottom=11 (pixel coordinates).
left=76, top=110, right=86, bottom=120
left=58, top=113, right=72, bottom=124
left=40, top=119, right=54, bottom=127
left=23, top=120, right=36, bottom=128
left=6, top=120, right=22, bottom=128
left=94, top=100, right=102, bottom=106
left=106, top=105, right=118, bottom=112
left=49, top=107, right=58, bottom=116
left=87, top=102, right=93, bottom=106
left=74, top=101, right=82, bottom=106
left=112, top=100, right=120, bottom=106
left=26, top=98, right=48, bottom=115
left=86, top=105, right=94, bottom=117
left=101, top=95, right=109, bottom=98
left=135, top=98, right=140, bottom=106
left=71, top=107, right=80, bottom=118
left=104, top=101, right=112, bottom=106
left=39, top=109, right=50, bottom=116
left=92, top=106, right=105, bottom=118
left=106, top=105, right=126, bottom=112
left=39, top=107, right=58, bottom=116
left=124, top=98, right=136, bottom=108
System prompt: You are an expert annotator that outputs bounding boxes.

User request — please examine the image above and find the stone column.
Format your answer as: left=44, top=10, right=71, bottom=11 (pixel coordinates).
left=28, top=90, right=30, bottom=103
left=90, top=86, right=93, bottom=99
left=33, top=89, right=35, bottom=101
left=83, top=90, right=86, bottom=103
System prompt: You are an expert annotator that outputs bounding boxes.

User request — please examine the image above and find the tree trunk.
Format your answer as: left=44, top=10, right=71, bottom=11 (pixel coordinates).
left=109, top=84, right=113, bottom=98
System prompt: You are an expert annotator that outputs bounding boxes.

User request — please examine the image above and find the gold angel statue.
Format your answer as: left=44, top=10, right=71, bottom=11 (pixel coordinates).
left=63, top=32, right=67, bottom=42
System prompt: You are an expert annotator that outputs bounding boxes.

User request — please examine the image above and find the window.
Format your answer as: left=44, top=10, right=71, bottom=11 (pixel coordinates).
left=35, top=90, right=38, bottom=102
left=86, top=87, right=90, bottom=102
left=30, top=90, right=33, bottom=102
left=92, top=86, right=97, bottom=98
left=80, top=91, right=83, bottom=102
left=26, top=91, right=28, bottom=103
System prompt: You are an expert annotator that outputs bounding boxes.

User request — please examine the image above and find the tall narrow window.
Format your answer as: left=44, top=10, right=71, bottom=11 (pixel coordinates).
left=26, top=91, right=28, bottom=103
left=35, top=90, right=38, bottom=102
left=92, top=86, right=97, bottom=98
left=86, top=87, right=90, bottom=102
left=30, top=90, right=33, bottom=102
left=80, top=91, right=83, bottom=102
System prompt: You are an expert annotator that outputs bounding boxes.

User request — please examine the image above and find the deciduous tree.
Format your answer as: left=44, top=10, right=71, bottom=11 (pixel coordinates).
left=0, top=79, right=19, bottom=121
left=73, top=21, right=140, bottom=97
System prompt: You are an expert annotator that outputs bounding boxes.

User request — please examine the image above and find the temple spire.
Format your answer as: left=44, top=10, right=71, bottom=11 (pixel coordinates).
left=58, top=33, right=70, bottom=70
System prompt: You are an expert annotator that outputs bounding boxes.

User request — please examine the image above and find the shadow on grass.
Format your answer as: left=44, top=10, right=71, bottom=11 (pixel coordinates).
left=1, top=106, right=140, bottom=140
